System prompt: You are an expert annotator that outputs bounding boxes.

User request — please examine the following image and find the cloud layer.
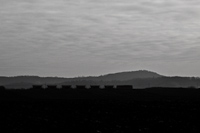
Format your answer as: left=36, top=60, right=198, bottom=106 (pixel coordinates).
left=0, top=0, right=200, bottom=77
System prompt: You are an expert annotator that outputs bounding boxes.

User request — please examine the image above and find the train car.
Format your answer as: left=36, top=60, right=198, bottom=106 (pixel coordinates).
left=75, top=85, right=86, bottom=90
left=116, top=85, right=133, bottom=90
left=104, top=85, right=114, bottom=90
left=61, top=85, right=72, bottom=89
left=0, top=86, right=5, bottom=91
left=90, top=85, right=101, bottom=90
left=46, top=85, right=58, bottom=90
left=31, top=85, right=44, bottom=90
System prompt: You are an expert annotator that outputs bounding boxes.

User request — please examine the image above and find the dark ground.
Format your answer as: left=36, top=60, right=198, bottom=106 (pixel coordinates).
left=0, top=88, right=200, bottom=132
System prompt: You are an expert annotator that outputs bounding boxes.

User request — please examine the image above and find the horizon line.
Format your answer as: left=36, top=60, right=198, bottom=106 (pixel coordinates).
left=0, top=70, right=199, bottom=78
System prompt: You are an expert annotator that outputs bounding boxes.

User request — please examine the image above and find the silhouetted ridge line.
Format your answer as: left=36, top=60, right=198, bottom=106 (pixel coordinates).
left=1, top=70, right=200, bottom=89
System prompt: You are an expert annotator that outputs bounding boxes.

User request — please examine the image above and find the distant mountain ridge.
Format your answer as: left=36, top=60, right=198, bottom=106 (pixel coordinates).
left=97, top=70, right=163, bottom=81
left=0, top=70, right=199, bottom=89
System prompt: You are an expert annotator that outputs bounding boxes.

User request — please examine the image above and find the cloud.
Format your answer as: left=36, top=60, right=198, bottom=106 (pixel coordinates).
left=0, top=0, right=200, bottom=76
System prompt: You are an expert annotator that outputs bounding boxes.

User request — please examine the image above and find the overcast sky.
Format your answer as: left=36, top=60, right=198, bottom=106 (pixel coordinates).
left=0, top=0, right=200, bottom=77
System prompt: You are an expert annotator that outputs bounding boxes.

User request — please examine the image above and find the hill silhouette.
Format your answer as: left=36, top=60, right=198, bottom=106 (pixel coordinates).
left=0, top=70, right=199, bottom=89
left=97, top=70, right=163, bottom=81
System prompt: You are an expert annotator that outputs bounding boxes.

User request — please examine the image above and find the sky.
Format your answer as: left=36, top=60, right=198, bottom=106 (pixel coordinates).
left=0, top=0, right=200, bottom=77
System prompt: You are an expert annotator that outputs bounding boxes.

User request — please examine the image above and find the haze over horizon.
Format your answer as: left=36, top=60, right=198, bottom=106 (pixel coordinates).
left=1, top=0, right=200, bottom=77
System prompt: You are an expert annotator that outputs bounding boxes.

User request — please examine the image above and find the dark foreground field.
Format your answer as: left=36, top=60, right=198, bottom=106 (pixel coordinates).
left=0, top=88, right=200, bottom=132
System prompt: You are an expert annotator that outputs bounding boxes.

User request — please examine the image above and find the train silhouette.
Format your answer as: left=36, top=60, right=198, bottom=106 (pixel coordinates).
left=28, top=85, right=133, bottom=90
